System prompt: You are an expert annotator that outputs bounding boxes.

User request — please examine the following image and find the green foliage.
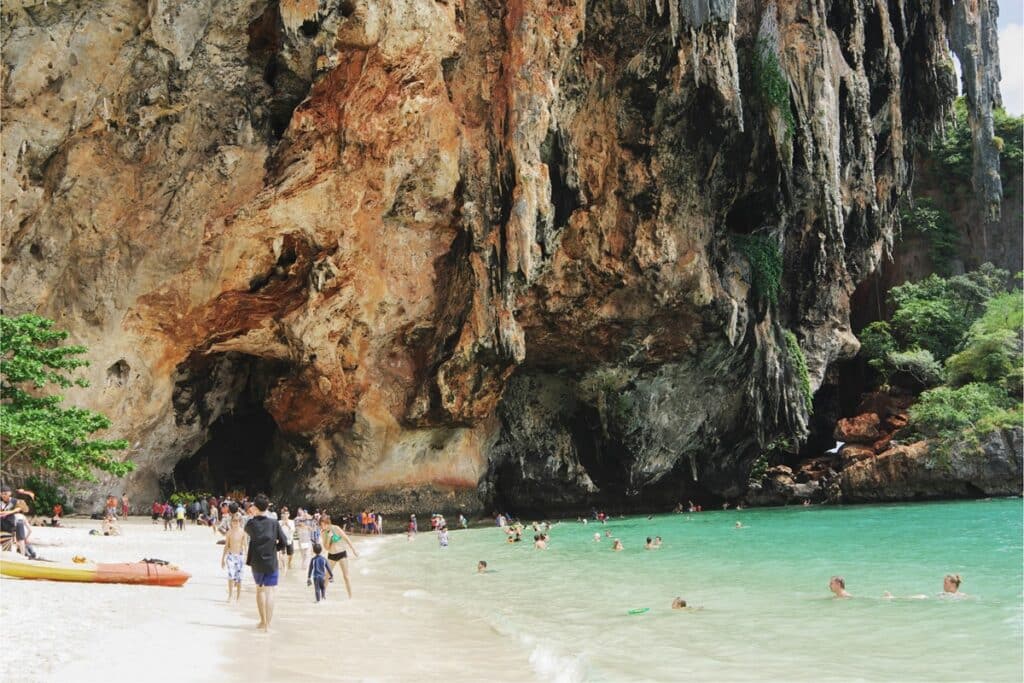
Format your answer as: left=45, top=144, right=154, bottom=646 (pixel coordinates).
left=748, top=454, right=769, bottom=484
left=909, top=383, right=1012, bottom=441
left=0, top=314, right=131, bottom=482
left=945, top=291, right=1023, bottom=390
left=23, top=475, right=68, bottom=515
left=860, top=322, right=896, bottom=363
left=931, top=97, right=1023, bottom=189
left=169, top=490, right=211, bottom=506
left=886, top=349, right=945, bottom=388
left=899, top=199, right=960, bottom=275
left=888, top=265, right=1008, bottom=361
left=783, top=330, right=813, bottom=411
left=751, top=38, right=795, bottom=136
left=732, top=234, right=783, bottom=306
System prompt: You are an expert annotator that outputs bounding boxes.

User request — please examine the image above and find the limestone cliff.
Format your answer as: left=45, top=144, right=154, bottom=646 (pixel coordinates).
left=0, top=0, right=1002, bottom=513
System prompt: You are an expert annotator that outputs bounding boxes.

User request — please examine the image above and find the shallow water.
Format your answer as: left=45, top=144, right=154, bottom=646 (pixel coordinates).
left=354, top=499, right=1022, bottom=682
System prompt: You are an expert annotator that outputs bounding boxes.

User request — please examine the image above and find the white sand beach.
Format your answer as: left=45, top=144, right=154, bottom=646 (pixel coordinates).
left=1, top=517, right=535, bottom=683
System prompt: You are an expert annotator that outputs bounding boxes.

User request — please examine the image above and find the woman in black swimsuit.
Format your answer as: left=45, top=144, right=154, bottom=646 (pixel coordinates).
left=319, top=515, right=359, bottom=598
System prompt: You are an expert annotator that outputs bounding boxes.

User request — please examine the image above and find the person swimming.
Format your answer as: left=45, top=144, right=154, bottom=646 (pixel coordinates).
left=644, top=537, right=655, bottom=550
left=829, top=576, right=851, bottom=598
left=653, top=536, right=662, bottom=547
left=477, top=560, right=488, bottom=574
left=942, top=573, right=966, bottom=597
left=593, top=532, right=601, bottom=542
left=734, top=521, right=744, bottom=529
left=611, top=539, right=623, bottom=552
left=604, top=529, right=612, bottom=538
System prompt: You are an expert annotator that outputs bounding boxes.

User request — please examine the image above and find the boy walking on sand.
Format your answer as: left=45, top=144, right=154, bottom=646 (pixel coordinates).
left=306, top=542, right=333, bottom=603
left=221, top=513, right=247, bottom=601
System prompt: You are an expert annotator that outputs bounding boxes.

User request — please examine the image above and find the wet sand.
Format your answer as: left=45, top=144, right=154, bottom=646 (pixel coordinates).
left=2, top=518, right=535, bottom=683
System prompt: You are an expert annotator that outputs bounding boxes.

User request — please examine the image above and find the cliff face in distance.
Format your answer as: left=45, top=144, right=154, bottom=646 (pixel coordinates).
left=0, top=0, right=1003, bottom=513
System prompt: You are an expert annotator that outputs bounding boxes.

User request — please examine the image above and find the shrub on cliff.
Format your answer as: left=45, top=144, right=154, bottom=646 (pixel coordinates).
left=0, top=314, right=131, bottom=482
left=932, top=98, right=1023, bottom=188
left=909, top=383, right=1012, bottom=442
left=945, top=291, right=1023, bottom=392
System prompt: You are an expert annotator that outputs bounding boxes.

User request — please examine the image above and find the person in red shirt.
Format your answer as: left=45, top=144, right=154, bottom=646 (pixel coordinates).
left=151, top=500, right=163, bottom=524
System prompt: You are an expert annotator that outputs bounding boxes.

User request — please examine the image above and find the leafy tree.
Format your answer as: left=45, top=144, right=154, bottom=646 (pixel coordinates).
left=886, top=349, right=945, bottom=388
left=945, top=291, right=1023, bottom=391
left=0, top=314, right=130, bottom=482
left=932, top=98, right=1023, bottom=189
left=889, top=265, right=1008, bottom=361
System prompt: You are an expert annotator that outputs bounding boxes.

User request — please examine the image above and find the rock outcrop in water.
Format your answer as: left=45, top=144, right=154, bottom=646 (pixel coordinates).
left=0, top=0, right=1006, bottom=512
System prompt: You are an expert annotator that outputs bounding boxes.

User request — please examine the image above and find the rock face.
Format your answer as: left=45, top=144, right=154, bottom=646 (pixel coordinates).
left=0, top=0, right=999, bottom=512
left=840, top=428, right=1024, bottom=502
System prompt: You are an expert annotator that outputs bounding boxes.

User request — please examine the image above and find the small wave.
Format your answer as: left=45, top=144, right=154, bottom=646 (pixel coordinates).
left=528, top=642, right=587, bottom=683
left=402, top=588, right=432, bottom=599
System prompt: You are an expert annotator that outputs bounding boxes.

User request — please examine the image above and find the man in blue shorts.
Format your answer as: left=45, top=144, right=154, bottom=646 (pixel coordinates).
left=244, top=493, right=290, bottom=631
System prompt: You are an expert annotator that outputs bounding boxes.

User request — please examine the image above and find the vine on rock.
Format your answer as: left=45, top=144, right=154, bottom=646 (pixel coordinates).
left=783, top=330, right=813, bottom=412
left=732, top=234, right=783, bottom=307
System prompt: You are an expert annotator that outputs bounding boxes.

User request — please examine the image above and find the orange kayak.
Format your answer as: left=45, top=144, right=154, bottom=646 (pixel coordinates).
left=0, top=552, right=191, bottom=587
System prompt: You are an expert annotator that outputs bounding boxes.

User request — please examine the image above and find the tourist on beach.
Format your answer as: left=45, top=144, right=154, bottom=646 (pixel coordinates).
left=175, top=503, right=186, bottom=530
left=151, top=500, right=162, bottom=523
left=295, top=509, right=313, bottom=568
left=245, top=494, right=291, bottom=630
left=307, top=542, right=333, bottom=603
left=612, top=539, right=623, bottom=551
left=120, top=493, right=130, bottom=517
left=221, top=513, right=247, bottom=602
left=319, top=514, right=359, bottom=598
left=278, top=509, right=295, bottom=572
left=101, top=512, right=120, bottom=536
left=459, top=514, right=468, bottom=529
left=162, top=502, right=174, bottom=530
left=829, top=576, right=851, bottom=598
left=439, top=525, right=450, bottom=548
left=0, top=485, right=31, bottom=553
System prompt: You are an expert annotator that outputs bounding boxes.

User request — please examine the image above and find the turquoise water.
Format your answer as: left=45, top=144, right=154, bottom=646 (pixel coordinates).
left=363, top=500, right=1023, bottom=682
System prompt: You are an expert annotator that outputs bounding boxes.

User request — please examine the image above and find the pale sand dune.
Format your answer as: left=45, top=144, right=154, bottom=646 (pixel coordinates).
left=2, top=518, right=537, bottom=683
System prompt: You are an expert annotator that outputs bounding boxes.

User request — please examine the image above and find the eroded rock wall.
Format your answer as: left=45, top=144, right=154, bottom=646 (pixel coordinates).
left=1, top=0, right=991, bottom=512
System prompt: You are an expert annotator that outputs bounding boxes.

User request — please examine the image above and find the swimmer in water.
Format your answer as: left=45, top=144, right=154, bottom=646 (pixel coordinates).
left=734, top=521, right=744, bottom=529
left=593, top=532, right=601, bottom=542
left=605, top=529, right=612, bottom=538
left=942, top=573, right=965, bottom=596
left=644, top=537, right=655, bottom=550
left=477, top=560, right=488, bottom=574
left=829, top=576, right=851, bottom=598
left=533, top=534, right=547, bottom=550
left=611, top=539, right=623, bottom=552
left=653, top=536, right=662, bottom=547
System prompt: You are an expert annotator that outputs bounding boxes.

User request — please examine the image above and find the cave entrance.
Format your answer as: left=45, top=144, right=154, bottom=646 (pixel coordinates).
left=172, top=403, right=278, bottom=496
left=171, top=353, right=295, bottom=498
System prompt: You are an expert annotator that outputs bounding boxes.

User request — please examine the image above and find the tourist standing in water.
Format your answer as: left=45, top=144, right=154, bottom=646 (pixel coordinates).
left=319, top=514, right=359, bottom=598
left=221, top=513, right=247, bottom=602
left=245, top=494, right=290, bottom=630
left=829, top=576, right=851, bottom=598
left=438, top=525, right=450, bottom=547
left=307, top=542, right=333, bottom=603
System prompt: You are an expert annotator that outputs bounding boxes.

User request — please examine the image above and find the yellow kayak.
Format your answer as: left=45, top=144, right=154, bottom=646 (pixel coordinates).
left=0, top=551, right=190, bottom=586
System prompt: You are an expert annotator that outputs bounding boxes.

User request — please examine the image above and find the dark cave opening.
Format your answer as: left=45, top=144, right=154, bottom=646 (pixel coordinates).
left=170, top=352, right=296, bottom=498
left=171, top=402, right=278, bottom=496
